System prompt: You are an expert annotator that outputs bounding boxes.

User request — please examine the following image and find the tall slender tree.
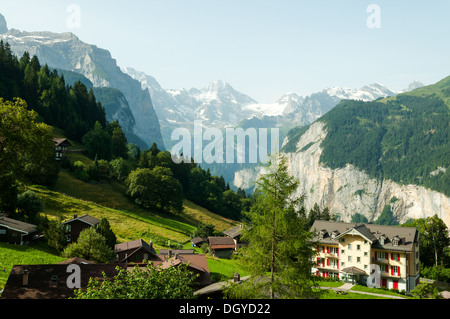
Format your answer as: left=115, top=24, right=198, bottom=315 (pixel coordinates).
left=226, top=155, right=318, bottom=299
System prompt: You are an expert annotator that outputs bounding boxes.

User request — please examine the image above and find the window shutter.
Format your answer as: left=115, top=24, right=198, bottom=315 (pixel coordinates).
left=397, top=254, right=400, bottom=261
left=327, top=259, right=329, bottom=266
left=337, top=260, right=339, bottom=269
left=317, top=257, right=319, bottom=265
left=337, top=248, right=339, bottom=256
left=322, top=246, right=325, bottom=253
left=327, top=247, right=329, bottom=254
left=398, top=267, right=400, bottom=276
left=391, top=266, right=394, bottom=276
left=374, top=252, right=377, bottom=261
left=391, top=253, right=393, bottom=260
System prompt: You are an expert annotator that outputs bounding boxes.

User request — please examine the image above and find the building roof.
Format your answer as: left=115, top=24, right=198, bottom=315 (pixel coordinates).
left=1, top=263, right=126, bottom=299
left=159, top=249, right=195, bottom=255
left=0, top=216, right=37, bottom=234
left=62, top=214, right=100, bottom=226
left=52, top=138, right=72, bottom=147
left=208, top=237, right=236, bottom=250
left=223, top=224, right=244, bottom=238
left=310, top=220, right=419, bottom=252
left=114, top=239, right=159, bottom=263
left=159, top=254, right=212, bottom=286
left=341, top=266, right=367, bottom=275
left=191, top=237, right=206, bottom=245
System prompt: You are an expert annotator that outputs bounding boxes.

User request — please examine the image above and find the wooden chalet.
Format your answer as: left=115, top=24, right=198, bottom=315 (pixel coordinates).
left=62, top=214, right=100, bottom=243
left=53, top=138, right=72, bottom=160
left=114, top=239, right=160, bottom=264
left=0, top=215, right=38, bottom=245
left=207, top=236, right=236, bottom=259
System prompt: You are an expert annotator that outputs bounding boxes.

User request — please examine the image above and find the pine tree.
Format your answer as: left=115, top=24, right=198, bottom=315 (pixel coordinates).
left=226, top=155, right=319, bottom=299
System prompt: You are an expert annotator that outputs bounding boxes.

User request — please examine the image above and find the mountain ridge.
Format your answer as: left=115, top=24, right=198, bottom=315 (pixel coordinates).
left=0, top=18, right=163, bottom=149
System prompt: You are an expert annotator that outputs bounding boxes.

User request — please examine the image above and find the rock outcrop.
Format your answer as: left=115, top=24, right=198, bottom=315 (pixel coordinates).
left=235, top=121, right=450, bottom=227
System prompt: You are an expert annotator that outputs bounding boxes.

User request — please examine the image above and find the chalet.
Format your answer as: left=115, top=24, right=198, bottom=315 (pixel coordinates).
left=1, top=262, right=126, bottom=299
left=114, top=239, right=160, bottom=264
left=0, top=215, right=38, bottom=245
left=62, top=214, right=100, bottom=243
left=53, top=138, right=72, bottom=160
left=191, top=236, right=206, bottom=248
left=311, top=220, right=420, bottom=292
left=158, top=253, right=212, bottom=286
left=223, top=224, right=247, bottom=250
left=207, top=236, right=236, bottom=259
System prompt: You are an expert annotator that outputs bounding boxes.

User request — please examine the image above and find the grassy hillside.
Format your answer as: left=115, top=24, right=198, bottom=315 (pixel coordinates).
left=282, top=75, right=450, bottom=196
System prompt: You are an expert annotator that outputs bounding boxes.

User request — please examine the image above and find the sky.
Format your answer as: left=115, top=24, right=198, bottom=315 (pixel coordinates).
left=1, top=0, right=450, bottom=103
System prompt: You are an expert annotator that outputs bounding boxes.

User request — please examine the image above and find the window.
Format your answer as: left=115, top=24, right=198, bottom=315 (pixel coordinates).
left=357, top=244, right=361, bottom=251
left=348, top=256, right=352, bottom=262
left=357, top=257, right=361, bottom=263
left=0, top=229, right=6, bottom=235
left=341, top=249, right=345, bottom=254
left=341, top=238, right=345, bottom=243
left=364, top=251, right=368, bottom=256
left=348, top=244, right=352, bottom=250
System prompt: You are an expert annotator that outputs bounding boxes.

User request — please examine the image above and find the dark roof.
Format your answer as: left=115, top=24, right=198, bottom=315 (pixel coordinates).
left=223, top=225, right=244, bottom=238
left=0, top=216, right=37, bottom=234
left=53, top=138, right=72, bottom=147
left=191, top=237, right=206, bottom=245
left=159, top=249, right=195, bottom=255
left=158, top=254, right=212, bottom=286
left=114, top=239, right=159, bottom=263
left=62, top=214, right=100, bottom=226
left=1, top=264, right=126, bottom=299
left=208, top=237, right=236, bottom=249
left=310, top=220, right=419, bottom=252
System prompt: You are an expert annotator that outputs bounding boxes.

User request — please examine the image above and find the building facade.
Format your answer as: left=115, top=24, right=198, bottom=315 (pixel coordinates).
left=311, top=220, right=420, bottom=292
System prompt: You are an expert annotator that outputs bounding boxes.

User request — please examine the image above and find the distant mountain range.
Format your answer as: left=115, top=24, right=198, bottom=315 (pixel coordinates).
left=123, top=66, right=423, bottom=149
left=0, top=14, right=162, bottom=150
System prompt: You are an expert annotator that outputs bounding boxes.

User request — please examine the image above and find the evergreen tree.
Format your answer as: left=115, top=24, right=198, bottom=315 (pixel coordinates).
left=226, top=155, right=318, bottom=299
left=96, top=218, right=117, bottom=250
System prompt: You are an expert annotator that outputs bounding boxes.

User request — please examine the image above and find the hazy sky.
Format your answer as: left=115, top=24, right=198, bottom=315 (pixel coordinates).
left=2, top=1, right=450, bottom=103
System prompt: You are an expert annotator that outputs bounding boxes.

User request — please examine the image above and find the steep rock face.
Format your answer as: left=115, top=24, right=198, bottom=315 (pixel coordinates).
left=1, top=29, right=163, bottom=149
left=285, top=121, right=450, bottom=227
left=235, top=121, right=450, bottom=227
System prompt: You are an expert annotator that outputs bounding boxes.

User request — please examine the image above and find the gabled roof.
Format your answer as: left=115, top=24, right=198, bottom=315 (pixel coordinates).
left=336, top=224, right=377, bottom=243
left=62, top=214, right=100, bottom=226
left=114, top=239, right=160, bottom=263
left=53, top=138, right=72, bottom=147
left=0, top=216, right=37, bottom=234
left=208, top=237, right=236, bottom=249
left=159, top=254, right=212, bottom=286
left=310, top=220, right=419, bottom=252
left=223, top=224, right=244, bottom=238
left=191, top=237, right=206, bottom=245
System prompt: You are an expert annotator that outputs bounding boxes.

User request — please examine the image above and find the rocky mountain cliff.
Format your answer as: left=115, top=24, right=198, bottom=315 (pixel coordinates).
left=235, top=121, right=449, bottom=227
left=0, top=16, right=163, bottom=149
left=235, top=77, right=449, bottom=228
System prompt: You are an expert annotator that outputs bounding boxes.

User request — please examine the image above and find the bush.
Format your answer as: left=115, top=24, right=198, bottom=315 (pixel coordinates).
left=87, top=159, right=111, bottom=181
